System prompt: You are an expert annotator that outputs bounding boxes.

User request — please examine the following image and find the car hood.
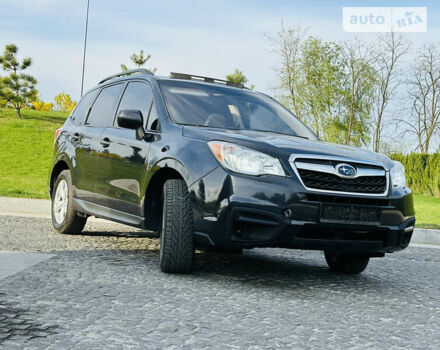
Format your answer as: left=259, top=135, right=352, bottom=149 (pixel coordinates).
left=182, top=126, right=394, bottom=170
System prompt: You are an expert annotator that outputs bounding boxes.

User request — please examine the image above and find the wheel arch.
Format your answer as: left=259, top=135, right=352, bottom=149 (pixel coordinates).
left=143, top=164, right=186, bottom=231
left=49, top=160, right=71, bottom=199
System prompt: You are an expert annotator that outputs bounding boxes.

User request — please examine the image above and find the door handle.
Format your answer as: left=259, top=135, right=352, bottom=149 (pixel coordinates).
left=100, top=137, right=111, bottom=148
left=72, top=132, right=81, bottom=142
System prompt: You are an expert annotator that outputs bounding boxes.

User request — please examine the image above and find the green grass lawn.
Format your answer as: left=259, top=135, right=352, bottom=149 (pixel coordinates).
left=0, top=107, right=439, bottom=229
left=0, top=108, right=67, bottom=198
left=412, top=193, right=440, bottom=230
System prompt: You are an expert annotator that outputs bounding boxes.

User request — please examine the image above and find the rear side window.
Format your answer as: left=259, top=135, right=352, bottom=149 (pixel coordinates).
left=70, top=89, right=98, bottom=125
left=116, top=82, right=153, bottom=126
left=86, top=84, right=124, bottom=126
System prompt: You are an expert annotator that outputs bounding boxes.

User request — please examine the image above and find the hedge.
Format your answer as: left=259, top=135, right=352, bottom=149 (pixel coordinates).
left=389, top=153, right=440, bottom=197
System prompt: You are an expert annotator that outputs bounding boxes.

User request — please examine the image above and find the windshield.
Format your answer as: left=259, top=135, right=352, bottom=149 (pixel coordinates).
left=159, top=80, right=318, bottom=140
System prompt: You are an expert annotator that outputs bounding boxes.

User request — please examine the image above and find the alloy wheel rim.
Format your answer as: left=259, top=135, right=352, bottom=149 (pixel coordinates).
left=54, top=179, right=68, bottom=224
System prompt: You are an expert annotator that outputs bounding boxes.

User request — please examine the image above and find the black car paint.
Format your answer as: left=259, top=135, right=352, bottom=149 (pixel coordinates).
left=49, top=74, right=415, bottom=255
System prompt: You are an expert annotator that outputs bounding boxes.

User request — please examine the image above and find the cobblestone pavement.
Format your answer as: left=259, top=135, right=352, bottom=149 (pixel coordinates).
left=0, top=215, right=439, bottom=349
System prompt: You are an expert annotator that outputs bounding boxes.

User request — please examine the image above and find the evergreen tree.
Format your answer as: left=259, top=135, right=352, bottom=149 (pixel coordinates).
left=121, top=50, right=156, bottom=73
left=0, top=44, right=37, bottom=117
left=226, top=69, right=254, bottom=89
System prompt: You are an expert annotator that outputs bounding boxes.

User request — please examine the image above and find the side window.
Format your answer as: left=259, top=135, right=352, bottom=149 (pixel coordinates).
left=70, top=89, right=98, bottom=125
left=147, top=103, right=160, bottom=131
left=116, top=81, right=153, bottom=127
left=86, top=84, right=124, bottom=126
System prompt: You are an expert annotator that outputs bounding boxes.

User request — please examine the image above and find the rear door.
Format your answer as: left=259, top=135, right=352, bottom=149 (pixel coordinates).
left=69, top=89, right=99, bottom=203
left=83, top=83, right=125, bottom=205
left=98, top=81, right=154, bottom=218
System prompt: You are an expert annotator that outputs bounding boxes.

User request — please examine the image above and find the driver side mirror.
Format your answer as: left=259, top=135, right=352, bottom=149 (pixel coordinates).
left=117, top=109, right=145, bottom=140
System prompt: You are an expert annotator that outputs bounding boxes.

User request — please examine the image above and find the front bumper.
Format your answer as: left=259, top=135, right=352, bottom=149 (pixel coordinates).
left=189, top=167, right=416, bottom=254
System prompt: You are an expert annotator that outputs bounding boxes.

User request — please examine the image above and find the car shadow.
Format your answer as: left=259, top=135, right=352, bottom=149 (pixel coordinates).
left=189, top=249, right=390, bottom=291
left=112, top=247, right=387, bottom=291
left=52, top=231, right=389, bottom=290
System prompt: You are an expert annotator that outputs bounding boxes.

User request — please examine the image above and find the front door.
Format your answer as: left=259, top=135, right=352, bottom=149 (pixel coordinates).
left=96, top=81, right=154, bottom=218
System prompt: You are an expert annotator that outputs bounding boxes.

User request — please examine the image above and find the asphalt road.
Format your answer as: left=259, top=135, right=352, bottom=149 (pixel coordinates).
left=0, top=214, right=439, bottom=349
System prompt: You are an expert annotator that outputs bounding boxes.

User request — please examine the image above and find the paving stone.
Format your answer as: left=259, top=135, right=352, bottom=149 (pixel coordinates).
left=0, top=215, right=439, bottom=349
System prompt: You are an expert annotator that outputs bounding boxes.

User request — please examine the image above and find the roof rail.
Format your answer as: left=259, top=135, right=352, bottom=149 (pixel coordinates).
left=170, top=72, right=245, bottom=89
left=98, top=68, right=154, bottom=85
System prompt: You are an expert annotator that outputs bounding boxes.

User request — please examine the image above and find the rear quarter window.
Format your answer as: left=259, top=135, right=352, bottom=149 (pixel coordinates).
left=70, top=89, right=99, bottom=125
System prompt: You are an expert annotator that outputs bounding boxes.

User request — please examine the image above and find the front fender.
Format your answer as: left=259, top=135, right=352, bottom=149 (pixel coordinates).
left=148, top=132, right=220, bottom=187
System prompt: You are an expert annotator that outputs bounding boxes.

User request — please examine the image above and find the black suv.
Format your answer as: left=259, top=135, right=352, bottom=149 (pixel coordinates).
left=49, top=69, right=415, bottom=274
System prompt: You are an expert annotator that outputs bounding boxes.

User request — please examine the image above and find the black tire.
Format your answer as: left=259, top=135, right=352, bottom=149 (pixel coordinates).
left=160, top=179, right=194, bottom=273
left=324, top=251, right=370, bottom=275
left=51, top=170, right=87, bottom=234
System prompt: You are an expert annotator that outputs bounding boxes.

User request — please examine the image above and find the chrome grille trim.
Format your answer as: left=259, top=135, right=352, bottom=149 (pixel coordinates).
left=289, top=154, right=390, bottom=197
left=295, top=161, right=385, bottom=178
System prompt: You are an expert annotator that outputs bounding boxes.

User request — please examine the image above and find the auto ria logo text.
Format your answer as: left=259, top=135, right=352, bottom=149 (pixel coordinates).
left=343, top=7, right=427, bottom=32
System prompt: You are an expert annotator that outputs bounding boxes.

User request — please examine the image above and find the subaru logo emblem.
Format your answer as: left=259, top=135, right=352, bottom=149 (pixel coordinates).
left=336, top=163, right=357, bottom=178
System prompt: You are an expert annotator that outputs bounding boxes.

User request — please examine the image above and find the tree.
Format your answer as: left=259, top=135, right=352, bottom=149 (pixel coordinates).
left=402, top=43, right=440, bottom=153
left=340, top=39, right=377, bottom=147
left=269, top=25, right=376, bottom=146
left=298, top=37, right=346, bottom=141
left=32, top=93, right=53, bottom=111
left=0, top=79, right=6, bottom=108
left=53, top=93, right=76, bottom=113
left=371, top=32, right=408, bottom=152
left=226, top=69, right=247, bottom=84
left=0, top=44, right=37, bottom=117
left=226, top=69, right=254, bottom=88
left=121, top=49, right=156, bottom=73
left=268, top=22, right=308, bottom=119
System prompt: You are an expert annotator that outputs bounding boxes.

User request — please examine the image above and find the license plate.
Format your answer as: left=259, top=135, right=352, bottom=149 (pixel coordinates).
left=320, top=203, right=381, bottom=225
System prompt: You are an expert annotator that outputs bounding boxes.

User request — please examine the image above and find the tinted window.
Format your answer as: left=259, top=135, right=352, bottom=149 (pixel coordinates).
left=70, top=89, right=98, bottom=125
left=86, top=84, right=124, bottom=126
left=117, top=82, right=153, bottom=127
left=159, top=80, right=317, bottom=140
left=146, top=103, right=160, bottom=131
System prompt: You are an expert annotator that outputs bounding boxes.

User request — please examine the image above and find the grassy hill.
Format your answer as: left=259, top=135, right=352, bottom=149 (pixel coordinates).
left=0, top=108, right=67, bottom=198
left=0, top=107, right=439, bottom=229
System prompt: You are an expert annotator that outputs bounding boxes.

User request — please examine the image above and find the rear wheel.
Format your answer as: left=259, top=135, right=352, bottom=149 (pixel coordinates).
left=324, top=251, right=370, bottom=275
left=160, top=179, right=194, bottom=273
left=51, top=170, right=87, bottom=234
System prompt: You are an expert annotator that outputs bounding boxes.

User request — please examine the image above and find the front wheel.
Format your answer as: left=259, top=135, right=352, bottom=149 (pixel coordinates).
left=324, top=251, right=370, bottom=275
left=160, top=179, right=194, bottom=273
left=51, top=170, right=87, bottom=234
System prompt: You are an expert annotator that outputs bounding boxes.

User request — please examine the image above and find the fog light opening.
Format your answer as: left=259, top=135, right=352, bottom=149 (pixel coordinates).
left=283, top=208, right=293, bottom=219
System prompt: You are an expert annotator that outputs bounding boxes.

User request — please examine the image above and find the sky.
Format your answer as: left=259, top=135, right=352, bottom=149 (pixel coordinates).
left=0, top=0, right=439, bottom=103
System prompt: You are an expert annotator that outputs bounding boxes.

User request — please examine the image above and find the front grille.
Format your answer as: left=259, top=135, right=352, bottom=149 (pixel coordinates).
left=298, top=169, right=387, bottom=194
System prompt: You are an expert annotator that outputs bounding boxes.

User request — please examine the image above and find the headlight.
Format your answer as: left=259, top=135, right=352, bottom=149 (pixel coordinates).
left=390, top=161, right=407, bottom=188
left=208, top=141, right=286, bottom=176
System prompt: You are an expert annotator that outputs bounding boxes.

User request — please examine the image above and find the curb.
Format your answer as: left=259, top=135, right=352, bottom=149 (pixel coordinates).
left=0, top=197, right=119, bottom=226
left=412, top=228, right=440, bottom=246
left=1, top=197, right=439, bottom=246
